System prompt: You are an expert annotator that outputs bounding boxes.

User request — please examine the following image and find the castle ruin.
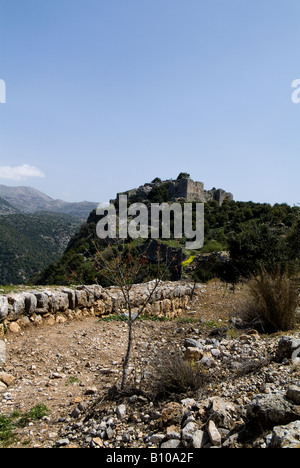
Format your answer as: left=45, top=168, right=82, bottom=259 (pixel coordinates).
left=112, top=175, right=233, bottom=206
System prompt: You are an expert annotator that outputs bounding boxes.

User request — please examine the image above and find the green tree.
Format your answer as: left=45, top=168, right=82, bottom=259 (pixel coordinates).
left=227, top=223, right=290, bottom=280
left=176, top=172, right=190, bottom=180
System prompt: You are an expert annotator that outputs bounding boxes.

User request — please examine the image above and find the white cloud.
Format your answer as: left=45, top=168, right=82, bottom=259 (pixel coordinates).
left=0, top=164, right=45, bottom=181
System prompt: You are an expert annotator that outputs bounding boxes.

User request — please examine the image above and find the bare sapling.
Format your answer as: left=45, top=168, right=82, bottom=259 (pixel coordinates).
left=94, top=241, right=177, bottom=391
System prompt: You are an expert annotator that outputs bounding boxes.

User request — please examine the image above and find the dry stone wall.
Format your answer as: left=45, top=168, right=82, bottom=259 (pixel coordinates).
left=0, top=281, right=194, bottom=335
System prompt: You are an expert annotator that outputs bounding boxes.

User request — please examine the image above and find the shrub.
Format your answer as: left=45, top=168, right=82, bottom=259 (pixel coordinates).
left=192, top=252, right=227, bottom=283
left=148, top=182, right=171, bottom=204
left=0, top=404, right=50, bottom=447
left=227, top=224, right=285, bottom=280
left=201, top=240, right=226, bottom=253
left=176, top=172, right=190, bottom=180
left=247, top=269, right=299, bottom=332
left=150, top=352, right=207, bottom=398
left=17, top=404, right=50, bottom=427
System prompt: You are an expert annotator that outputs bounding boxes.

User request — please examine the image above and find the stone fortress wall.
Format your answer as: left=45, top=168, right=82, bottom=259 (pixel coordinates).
left=112, top=176, right=233, bottom=207
left=168, top=178, right=233, bottom=205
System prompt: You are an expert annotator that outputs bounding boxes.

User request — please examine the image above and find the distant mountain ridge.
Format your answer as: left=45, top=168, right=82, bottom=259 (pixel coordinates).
left=0, top=185, right=99, bottom=284
left=0, top=196, right=20, bottom=215
left=0, top=185, right=98, bottom=220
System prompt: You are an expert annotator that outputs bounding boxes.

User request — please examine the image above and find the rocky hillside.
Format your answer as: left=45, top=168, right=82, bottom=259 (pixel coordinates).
left=36, top=194, right=300, bottom=287
left=0, top=185, right=99, bottom=285
left=0, top=185, right=98, bottom=220
left=0, top=213, right=81, bottom=285
left=0, top=197, right=19, bottom=215
left=56, top=332, right=300, bottom=449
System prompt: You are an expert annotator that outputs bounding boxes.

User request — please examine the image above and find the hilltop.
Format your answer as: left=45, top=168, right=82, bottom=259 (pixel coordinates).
left=36, top=173, right=300, bottom=287
left=111, top=173, right=233, bottom=206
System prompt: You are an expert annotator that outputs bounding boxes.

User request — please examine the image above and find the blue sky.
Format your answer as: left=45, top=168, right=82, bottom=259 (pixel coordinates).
left=0, top=0, right=299, bottom=206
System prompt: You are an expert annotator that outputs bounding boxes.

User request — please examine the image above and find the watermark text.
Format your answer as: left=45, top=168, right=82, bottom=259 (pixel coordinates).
left=292, top=346, right=300, bottom=361
left=291, top=79, right=300, bottom=104
left=0, top=79, right=6, bottom=104
left=96, top=195, right=204, bottom=250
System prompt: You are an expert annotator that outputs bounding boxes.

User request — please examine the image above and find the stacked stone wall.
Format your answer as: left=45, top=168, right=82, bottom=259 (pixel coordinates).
left=0, top=281, right=194, bottom=335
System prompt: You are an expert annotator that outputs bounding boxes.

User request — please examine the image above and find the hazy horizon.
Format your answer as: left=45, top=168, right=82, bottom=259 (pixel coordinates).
left=0, top=177, right=298, bottom=208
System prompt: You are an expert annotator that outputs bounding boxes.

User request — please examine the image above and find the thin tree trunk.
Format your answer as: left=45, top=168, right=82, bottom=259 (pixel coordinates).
left=121, top=320, right=133, bottom=390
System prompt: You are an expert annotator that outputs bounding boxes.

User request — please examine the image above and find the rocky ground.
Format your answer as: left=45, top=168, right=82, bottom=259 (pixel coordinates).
left=0, top=281, right=300, bottom=449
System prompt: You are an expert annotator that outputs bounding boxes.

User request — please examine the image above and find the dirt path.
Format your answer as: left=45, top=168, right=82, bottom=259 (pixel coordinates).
left=0, top=281, right=248, bottom=448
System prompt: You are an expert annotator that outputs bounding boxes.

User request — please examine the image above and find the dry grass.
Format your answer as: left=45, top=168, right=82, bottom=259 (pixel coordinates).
left=246, top=270, right=299, bottom=332
left=149, top=351, right=208, bottom=399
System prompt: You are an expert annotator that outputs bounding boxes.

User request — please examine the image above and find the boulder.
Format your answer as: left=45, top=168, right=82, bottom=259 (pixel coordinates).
left=9, top=322, right=21, bottom=334
left=7, top=293, right=25, bottom=320
left=246, top=394, right=300, bottom=429
left=32, top=291, right=49, bottom=309
left=24, top=293, right=37, bottom=315
left=184, top=338, right=204, bottom=349
left=0, top=372, right=15, bottom=387
left=191, top=429, right=206, bottom=448
left=149, top=434, right=165, bottom=444
left=47, top=291, right=69, bottom=312
left=207, top=420, right=222, bottom=446
left=269, top=420, right=300, bottom=448
left=161, top=299, right=172, bottom=314
left=207, top=396, right=237, bottom=430
left=77, top=286, right=95, bottom=307
left=90, top=284, right=104, bottom=300
left=181, top=398, right=200, bottom=411
left=182, top=422, right=197, bottom=442
left=55, top=313, right=67, bottom=324
left=46, top=292, right=60, bottom=313
left=86, top=287, right=97, bottom=306
left=56, top=292, right=70, bottom=311
left=75, top=289, right=88, bottom=308
left=94, top=299, right=106, bottom=316
left=62, top=289, right=76, bottom=309
left=160, top=439, right=181, bottom=449
left=286, top=385, right=300, bottom=405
